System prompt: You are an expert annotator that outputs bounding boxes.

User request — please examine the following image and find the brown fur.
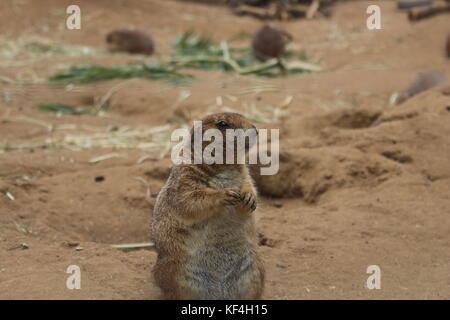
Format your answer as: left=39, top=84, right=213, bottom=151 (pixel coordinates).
left=446, top=32, right=450, bottom=58
left=106, top=30, right=154, bottom=55
left=252, top=24, right=292, bottom=61
left=151, top=112, right=264, bottom=300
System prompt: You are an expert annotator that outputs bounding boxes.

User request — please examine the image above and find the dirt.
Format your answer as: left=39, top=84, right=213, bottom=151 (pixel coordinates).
left=0, top=0, right=449, bottom=299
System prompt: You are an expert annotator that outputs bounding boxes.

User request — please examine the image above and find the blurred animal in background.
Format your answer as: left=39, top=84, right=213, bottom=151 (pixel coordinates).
left=446, top=32, right=450, bottom=57
left=392, top=71, right=448, bottom=105
left=252, top=24, right=292, bottom=62
left=106, top=30, right=155, bottom=55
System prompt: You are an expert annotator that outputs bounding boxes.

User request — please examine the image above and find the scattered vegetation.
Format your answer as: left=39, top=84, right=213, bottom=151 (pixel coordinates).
left=49, top=63, right=194, bottom=85
left=48, top=31, right=320, bottom=85
left=4, top=94, right=290, bottom=156
left=169, top=30, right=315, bottom=76
left=0, top=36, right=99, bottom=68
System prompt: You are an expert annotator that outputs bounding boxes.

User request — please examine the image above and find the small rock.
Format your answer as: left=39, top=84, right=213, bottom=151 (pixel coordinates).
left=66, top=242, right=79, bottom=247
left=273, top=202, right=283, bottom=208
left=95, top=176, right=105, bottom=182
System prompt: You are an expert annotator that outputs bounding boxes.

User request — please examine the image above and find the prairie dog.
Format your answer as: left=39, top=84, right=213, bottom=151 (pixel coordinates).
left=446, top=32, right=450, bottom=58
left=252, top=24, right=292, bottom=61
left=151, top=112, right=264, bottom=300
left=106, top=30, right=154, bottom=55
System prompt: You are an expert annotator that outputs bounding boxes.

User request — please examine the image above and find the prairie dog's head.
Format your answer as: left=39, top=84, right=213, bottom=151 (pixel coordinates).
left=262, top=24, right=293, bottom=44
left=106, top=30, right=131, bottom=49
left=190, top=112, right=258, bottom=164
left=197, top=112, right=256, bottom=132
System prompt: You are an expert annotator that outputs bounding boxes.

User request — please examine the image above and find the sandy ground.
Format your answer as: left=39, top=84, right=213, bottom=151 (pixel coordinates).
left=0, top=0, right=449, bottom=299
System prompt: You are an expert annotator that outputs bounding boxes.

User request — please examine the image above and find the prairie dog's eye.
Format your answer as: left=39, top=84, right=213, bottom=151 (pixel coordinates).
left=216, top=120, right=230, bottom=129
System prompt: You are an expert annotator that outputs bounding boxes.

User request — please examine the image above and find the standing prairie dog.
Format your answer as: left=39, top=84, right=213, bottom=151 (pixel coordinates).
left=151, top=112, right=264, bottom=300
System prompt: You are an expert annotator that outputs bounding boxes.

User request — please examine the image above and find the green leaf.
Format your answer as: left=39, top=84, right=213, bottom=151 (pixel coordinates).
left=37, top=103, right=89, bottom=115
left=49, top=63, right=194, bottom=85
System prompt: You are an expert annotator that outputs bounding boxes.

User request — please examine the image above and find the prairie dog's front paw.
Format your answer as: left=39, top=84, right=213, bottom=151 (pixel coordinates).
left=239, top=192, right=257, bottom=213
left=222, top=189, right=241, bottom=206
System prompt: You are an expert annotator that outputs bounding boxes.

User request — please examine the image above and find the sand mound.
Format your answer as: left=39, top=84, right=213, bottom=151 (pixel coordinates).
left=253, top=88, right=450, bottom=203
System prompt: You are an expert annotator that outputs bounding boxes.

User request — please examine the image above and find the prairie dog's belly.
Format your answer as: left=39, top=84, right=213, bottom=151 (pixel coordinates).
left=182, top=215, right=256, bottom=299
